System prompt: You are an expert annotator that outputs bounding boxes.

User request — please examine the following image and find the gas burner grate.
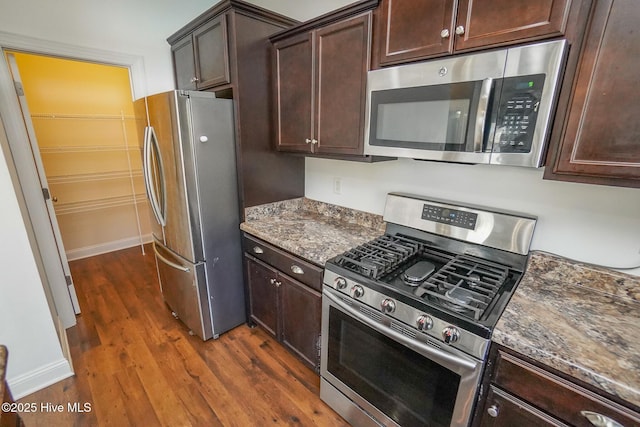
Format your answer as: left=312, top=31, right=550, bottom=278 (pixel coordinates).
left=334, top=235, right=421, bottom=279
left=415, top=254, right=509, bottom=320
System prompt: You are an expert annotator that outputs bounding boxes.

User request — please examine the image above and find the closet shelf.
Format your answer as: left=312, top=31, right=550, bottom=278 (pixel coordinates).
left=31, top=113, right=138, bottom=120
left=40, top=145, right=142, bottom=153
left=54, top=194, right=148, bottom=216
left=48, top=170, right=143, bottom=184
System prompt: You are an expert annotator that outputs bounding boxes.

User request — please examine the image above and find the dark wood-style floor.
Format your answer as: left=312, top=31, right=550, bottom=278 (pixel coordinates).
left=18, top=245, right=347, bottom=426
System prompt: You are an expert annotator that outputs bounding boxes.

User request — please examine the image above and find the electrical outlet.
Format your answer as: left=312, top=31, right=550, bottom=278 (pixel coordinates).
left=333, top=177, right=342, bottom=194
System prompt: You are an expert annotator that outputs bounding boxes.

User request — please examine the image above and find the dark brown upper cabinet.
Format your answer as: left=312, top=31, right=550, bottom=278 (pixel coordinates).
left=271, top=1, right=378, bottom=158
left=544, top=0, right=640, bottom=188
left=376, top=0, right=572, bottom=67
left=172, top=15, right=230, bottom=90
left=272, top=32, right=313, bottom=153
left=168, top=0, right=305, bottom=215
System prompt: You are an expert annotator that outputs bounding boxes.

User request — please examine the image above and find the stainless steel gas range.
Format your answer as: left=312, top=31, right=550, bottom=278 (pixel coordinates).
left=320, top=193, right=537, bottom=427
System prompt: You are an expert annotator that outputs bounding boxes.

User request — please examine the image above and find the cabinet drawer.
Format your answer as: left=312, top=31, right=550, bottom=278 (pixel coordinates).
left=481, top=386, right=567, bottom=426
left=243, top=234, right=323, bottom=291
left=493, top=350, right=640, bottom=427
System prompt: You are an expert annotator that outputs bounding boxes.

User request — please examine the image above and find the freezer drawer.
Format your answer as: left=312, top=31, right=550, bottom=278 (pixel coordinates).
left=154, top=241, right=213, bottom=340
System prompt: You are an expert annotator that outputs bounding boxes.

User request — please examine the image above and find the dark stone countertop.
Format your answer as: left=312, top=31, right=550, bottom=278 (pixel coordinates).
left=240, top=198, right=385, bottom=267
left=493, top=251, right=640, bottom=408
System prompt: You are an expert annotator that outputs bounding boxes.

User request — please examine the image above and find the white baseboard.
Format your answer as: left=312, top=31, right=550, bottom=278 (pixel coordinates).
left=8, top=358, right=74, bottom=400
left=66, top=234, right=153, bottom=261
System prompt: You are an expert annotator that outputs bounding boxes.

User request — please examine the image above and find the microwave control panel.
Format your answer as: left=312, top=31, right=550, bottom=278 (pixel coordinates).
left=494, top=74, right=546, bottom=153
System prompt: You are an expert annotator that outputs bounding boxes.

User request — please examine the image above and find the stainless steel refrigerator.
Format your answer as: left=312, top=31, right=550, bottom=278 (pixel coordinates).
left=137, top=90, right=245, bottom=340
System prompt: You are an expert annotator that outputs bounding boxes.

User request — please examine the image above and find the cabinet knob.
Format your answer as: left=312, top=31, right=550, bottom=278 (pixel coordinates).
left=190, top=77, right=199, bottom=83
left=270, top=278, right=277, bottom=285
left=252, top=246, right=264, bottom=254
left=440, top=29, right=450, bottom=38
left=455, top=25, right=465, bottom=35
left=52, top=196, right=58, bottom=203
left=290, top=265, right=304, bottom=275
left=305, top=138, right=312, bottom=144
left=311, top=139, right=318, bottom=145
left=580, top=411, right=624, bottom=427
left=275, top=281, right=282, bottom=287
left=487, top=404, right=499, bottom=418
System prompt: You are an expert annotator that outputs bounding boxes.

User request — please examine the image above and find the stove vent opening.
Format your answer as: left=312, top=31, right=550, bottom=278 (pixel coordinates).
left=425, top=338, right=442, bottom=350
left=390, top=321, right=417, bottom=339
left=358, top=306, right=383, bottom=323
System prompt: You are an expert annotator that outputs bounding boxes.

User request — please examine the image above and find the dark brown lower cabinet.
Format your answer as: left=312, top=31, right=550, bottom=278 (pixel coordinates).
left=474, top=346, right=640, bottom=427
left=279, top=274, right=321, bottom=369
left=243, top=236, right=323, bottom=372
left=246, top=257, right=278, bottom=337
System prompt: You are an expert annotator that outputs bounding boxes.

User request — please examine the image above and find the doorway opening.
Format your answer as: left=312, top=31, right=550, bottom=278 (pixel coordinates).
left=7, top=51, right=152, bottom=262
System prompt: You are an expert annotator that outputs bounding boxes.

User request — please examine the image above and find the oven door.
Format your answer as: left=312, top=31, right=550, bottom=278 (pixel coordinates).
left=320, top=288, right=483, bottom=427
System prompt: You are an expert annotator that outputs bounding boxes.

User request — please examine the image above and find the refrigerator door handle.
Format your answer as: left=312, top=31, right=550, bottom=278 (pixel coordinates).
left=145, top=126, right=167, bottom=227
left=153, top=244, right=190, bottom=272
left=142, top=126, right=153, bottom=206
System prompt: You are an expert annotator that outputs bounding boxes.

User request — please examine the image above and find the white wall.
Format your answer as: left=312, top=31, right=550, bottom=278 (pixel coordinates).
left=246, top=0, right=357, bottom=21
left=306, top=158, right=640, bottom=275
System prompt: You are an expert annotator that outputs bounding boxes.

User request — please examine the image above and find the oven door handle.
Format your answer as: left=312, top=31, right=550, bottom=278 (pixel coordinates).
left=323, top=290, right=478, bottom=372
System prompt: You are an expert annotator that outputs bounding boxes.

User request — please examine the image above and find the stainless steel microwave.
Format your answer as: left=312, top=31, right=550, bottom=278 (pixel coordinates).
left=364, top=40, right=567, bottom=167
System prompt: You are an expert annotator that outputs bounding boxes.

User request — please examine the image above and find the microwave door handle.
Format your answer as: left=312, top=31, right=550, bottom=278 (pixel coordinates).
left=473, top=78, right=493, bottom=152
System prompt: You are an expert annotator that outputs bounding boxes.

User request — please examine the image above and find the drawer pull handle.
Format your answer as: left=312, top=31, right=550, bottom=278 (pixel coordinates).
left=487, top=404, right=499, bottom=418
left=581, top=411, right=624, bottom=427
left=290, top=265, right=304, bottom=275
left=252, top=246, right=264, bottom=254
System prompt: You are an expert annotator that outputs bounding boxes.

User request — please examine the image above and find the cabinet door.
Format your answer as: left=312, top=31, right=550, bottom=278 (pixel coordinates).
left=377, top=0, right=456, bottom=65
left=193, top=15, right=231, bottom=89
left=273, top=32, right=314, bottom=153
left=172, top=36, right=197, bottom=90
left=454, top=0, right=571, bottom=51
left=246, top=256, right=278, bottom=337
left=279, top=274, right=321, bottom=371
left=315, top=13, right=371, bottom=155
left=547, top=0, right=640, bottom=187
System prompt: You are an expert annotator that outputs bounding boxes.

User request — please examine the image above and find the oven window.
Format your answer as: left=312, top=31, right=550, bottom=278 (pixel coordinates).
left=369, top=81, right=482, bottom=151
left=327, top=307, right=459, bottom=427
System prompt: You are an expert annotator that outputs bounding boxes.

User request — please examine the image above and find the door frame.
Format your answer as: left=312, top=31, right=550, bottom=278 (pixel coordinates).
left=0, top=30, right=147, bottom=329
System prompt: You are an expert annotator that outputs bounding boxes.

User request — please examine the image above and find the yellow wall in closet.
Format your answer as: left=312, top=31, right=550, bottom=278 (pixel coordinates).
left=8, top=51, right=150, bottom=258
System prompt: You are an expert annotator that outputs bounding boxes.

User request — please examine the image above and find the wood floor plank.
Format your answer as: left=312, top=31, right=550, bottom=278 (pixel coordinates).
left=114, top=367, right=161, bottom=427
left=16, top=244, right=348, bottom=426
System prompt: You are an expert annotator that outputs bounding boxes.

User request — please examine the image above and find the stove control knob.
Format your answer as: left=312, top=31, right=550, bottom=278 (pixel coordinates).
left=416, top=315, right=433, bottom=331
left=350, top=285, right=364, bottom=299
left=335, top=277, right=347, bottom=290
left=442, top=326, right=460, bottom=344
left=381, top=299, right=396, bottom=314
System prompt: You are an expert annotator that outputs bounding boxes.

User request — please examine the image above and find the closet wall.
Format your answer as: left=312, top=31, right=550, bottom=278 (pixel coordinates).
left=10, top=52, right=151, bottom=260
